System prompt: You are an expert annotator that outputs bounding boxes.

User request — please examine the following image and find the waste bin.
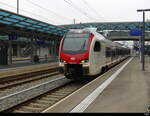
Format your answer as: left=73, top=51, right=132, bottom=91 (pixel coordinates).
left=33, top=55, right=39, bottom=63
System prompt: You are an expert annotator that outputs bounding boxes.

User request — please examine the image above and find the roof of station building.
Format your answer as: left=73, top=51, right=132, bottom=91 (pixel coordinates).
left=0, top=9, right=68, bottom=39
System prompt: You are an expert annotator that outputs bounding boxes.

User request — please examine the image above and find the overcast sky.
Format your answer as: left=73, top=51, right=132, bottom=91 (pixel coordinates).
left=0, top=0, right=150, bottom=25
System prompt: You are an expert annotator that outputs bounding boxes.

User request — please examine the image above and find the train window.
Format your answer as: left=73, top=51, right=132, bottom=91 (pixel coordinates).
left=105, top=47, right=111, bottom=57
left=94, top=41, right=101, bottom=52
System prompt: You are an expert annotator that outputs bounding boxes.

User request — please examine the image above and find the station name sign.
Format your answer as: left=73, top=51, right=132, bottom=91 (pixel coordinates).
left=8, top=34, right=18, bottom=40
left=130, top=29, right=142, bottom=36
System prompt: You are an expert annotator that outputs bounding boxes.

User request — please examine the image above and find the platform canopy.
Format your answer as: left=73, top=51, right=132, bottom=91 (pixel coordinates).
left=61, top=22, right=150, bottom=41
left=0, top=9, right=68, bottom=39
left=61, top=22, right=150, bottom=31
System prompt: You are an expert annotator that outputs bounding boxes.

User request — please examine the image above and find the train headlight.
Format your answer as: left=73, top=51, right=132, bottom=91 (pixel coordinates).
left=60, top=59, right=66, bottom=63
left=81, top=60, right=89, bottom=64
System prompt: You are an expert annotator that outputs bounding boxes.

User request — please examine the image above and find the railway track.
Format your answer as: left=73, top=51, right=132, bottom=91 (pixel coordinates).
left=0, top=72, right=61, bottom=97
left=0, top=70, right=59, bottom=90
left=0, top=64, right=58, bottom=81
left=0, top=64, right=61, bottom=112
left=5, top=79, right=92, bottom=113
left=0, top=76, right=71, bottom=112
left=0, top=65, right=59, bottom=90
left=1, top=57, right=129, bottom=113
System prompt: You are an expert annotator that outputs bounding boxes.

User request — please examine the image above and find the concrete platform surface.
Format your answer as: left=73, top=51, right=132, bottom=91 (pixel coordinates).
left=83, top=56, right=150, bottom=113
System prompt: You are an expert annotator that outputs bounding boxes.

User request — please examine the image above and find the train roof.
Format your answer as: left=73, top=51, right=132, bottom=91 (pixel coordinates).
left=68, top=28, right=129, bottom=49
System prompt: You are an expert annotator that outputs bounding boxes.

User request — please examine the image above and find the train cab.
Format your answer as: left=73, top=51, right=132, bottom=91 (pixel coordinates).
left=59, top=29, right=93, bottom=78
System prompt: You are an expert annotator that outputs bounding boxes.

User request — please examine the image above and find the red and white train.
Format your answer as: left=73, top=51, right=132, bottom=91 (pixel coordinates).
left=59, top=28, right=130, bottom=79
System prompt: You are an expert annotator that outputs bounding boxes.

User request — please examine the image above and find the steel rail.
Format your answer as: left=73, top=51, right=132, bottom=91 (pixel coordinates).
left=0, top=76, right=71, bottom=112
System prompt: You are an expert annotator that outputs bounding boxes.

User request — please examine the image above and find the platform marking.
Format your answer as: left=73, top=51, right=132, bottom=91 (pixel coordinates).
left=70, top=57, right=133, bottom=113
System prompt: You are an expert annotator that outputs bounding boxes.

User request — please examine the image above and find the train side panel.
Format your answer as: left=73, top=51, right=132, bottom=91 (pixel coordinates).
left=88, top=37, right=106, bottom=76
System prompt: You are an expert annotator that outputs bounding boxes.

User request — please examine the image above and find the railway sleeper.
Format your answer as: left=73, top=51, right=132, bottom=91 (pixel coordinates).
left=21, top=106, right=43, bottom=111
left=12, top=110, right=27, bottom=113
left=28, top=103, right=48, bottom=108
left=35, top=100, right=54, bottom=104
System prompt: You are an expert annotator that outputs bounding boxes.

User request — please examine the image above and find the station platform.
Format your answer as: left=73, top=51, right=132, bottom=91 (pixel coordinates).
left=12, top=56, right=52, bottom=62
left=0, top=57, right=58, bottom=71
left=83, top=56, right=150, bottom=113
left=44, top=56, right=150, bottom=113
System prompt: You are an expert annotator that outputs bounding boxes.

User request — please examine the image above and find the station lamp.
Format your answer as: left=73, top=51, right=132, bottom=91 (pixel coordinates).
left=137, top=9, right=150, bottom=71
left=17, top=0, right=19, bottom=14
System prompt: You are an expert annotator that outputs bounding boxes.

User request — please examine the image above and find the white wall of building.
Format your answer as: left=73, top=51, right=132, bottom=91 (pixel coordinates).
left=37, top=46, right=50, bottom=57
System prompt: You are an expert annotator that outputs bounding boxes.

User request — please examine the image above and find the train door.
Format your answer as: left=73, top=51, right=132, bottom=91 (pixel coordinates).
left=89, top=40, right=102, bottom=75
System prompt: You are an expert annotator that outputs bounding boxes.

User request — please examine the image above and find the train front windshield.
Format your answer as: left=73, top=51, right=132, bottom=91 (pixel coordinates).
left=62, top=32, right=90, bottom=54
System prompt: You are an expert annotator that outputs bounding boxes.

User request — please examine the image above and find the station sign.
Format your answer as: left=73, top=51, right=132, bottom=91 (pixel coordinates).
left=130, top=29, right=142, bottom=36
left=36, top=40, right=45, bottom=45
left=8, top=34, right=18, bottom=40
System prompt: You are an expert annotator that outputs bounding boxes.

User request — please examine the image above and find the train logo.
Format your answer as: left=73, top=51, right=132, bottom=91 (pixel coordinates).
left=70, top=57, right=76, bottom=60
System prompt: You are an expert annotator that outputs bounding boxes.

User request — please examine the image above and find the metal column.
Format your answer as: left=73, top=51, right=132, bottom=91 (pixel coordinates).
left=17, top=0, right=19, bottom=14
left=34, top=37, right=37, bottom=56
left=137, top=9, right=150, bottom=71
left=51, top=40, right=54, bottom=57
left=141, top=11, right=145, bottom=71
left=139, top=37, right=142, bottom=62
left=54, top=39, right=57, bottom=58
left=17, top=43, right=21, bottom=57
left=38, top=46, right=41, bottom=57
left=8, top=40, right=12, bottom=65
left=49, top=40, right=52, bottom=57
left=30, top=37, right=34, bottom=63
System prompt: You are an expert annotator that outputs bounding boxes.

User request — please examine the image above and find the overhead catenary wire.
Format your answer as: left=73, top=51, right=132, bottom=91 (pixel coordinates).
left=26, top=0, right=73, bottom=22
left=81, top=0, right=107, bottom=22
left=0, top=1, right=62, bottom=25
left=63, top=0, right=98, bottom=22
left=64, top=0, right=97, bottom=21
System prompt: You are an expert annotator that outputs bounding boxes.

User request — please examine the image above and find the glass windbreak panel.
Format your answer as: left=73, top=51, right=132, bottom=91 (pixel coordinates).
left=27, top=27, right=36, bottom=30
left=4, top=18, right=18, bottom=23
left=38, top=23, right=48, bottom=27
left=14, top=24, right=25, bottom=28
left=51, top=30, right=57, bottom=32
left=56, top=28, right=62, bottom=31
left=62, top=32, right=90, bottom=54
left=0, top=20, right=12, bottom=24
left=46, top=31, right=52, bottom=34
left=10, top=15, right=25, bottom=20
left=26, top=19, right=38, bottom=24
left=48, top=26, right=55, bottom=29
left=32, top=25, right=41, bottom=28
left=0, top=11, right=10, bottom=16
left=43, top=28, right=50, bottom=30
left=38, top=29, right=45, bottom=32
left=20, top=22, right=31, bottom=26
